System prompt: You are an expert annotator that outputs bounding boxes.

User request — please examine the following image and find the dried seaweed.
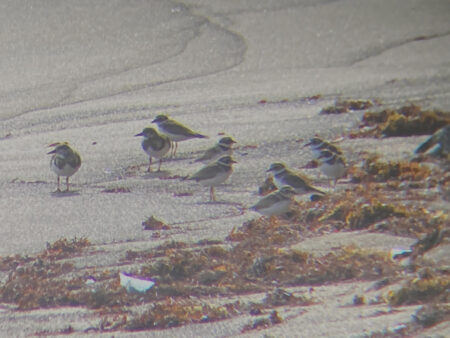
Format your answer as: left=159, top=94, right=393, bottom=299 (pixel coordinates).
left=352, top=104, right=450, bottom=138
left=388, top=272, right=450, bottom=306
left=142, top=216, right=171, bottom=230
left=320, top=99, right=374, bottom=115
left=349, top=154, right=431, bottom=183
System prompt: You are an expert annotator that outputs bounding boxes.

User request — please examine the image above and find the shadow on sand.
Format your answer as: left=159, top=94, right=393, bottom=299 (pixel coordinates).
left=50, top=190, right=81, bottom=198
left=142, top=170, right=171, bottom=179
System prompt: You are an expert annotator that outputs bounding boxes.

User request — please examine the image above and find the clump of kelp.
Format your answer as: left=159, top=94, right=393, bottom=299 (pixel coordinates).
left=43, top=237, right=90, bottom=259
left=349, top=153, right=432, bottom=184
left=388, top=270, right=449, bottom=306
left=142, top=215, right=171, bottom=230
left=351, top=103, right=450, bottom=138
left=292, top=184, right=447, bottom=236
left=320, top=99, right=374, bottom=115
left=125, top=300, right=237, bottom=331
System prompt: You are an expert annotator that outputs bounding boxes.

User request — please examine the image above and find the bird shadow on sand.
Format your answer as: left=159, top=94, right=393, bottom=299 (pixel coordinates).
left=50, top=190, right=81, bottom=198
left=194, top=200, right=243, bottom=207
left=141, top=170, right=172, bottom=179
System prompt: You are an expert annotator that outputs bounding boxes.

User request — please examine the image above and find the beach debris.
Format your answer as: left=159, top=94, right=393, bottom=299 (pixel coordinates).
left=413, top=303, right=450, bottom=328
left=390, top=248, right=413, bottom=260
left=44, top=237, right=90, bottom=259
left=142, top=216, right=171, bottom=230
left=388, top=271, right=450, bottom=306
left=411, top=228, right=449, bottom=254
left=119, top=272, right=155, bottom=293
left=349, top=154, right=431, bottom=183
left=242, top=310, right=283, bottom=332
left=320, top=99, right=374, bottom=115
left=351, top=104, right=450, bottom=138
left=126, top=300, right=233, bottom=331
left=353, top=294, right=365, bottom=305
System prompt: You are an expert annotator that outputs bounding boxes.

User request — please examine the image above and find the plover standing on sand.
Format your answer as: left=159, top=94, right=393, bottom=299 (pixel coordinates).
left=152, top=114, right=207, bottom=156
left=135, top=127, right=171, bottom=172
left=195, top=136, right=236, bottom=164
left=189, top=155, right=236, bottom=202
left=267, top=162, right=324, bottom=195
left=48, top=142, right=81, bottom=192
left=318, top=150, right=347, bottom=188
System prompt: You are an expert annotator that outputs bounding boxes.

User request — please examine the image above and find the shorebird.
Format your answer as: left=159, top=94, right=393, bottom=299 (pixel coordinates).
left=195, top=136, right=236, bottom=164
left=318, top=149, right=347, bottom=188
left=304, top=137, right=343, bottom=159
left=250, top=186, right=296, bottom=216
left=267, top=162, right=325, bottom=195
left=48, top=142, right=81, bottom=192
left=152, top=114, right=207, bottom=156
left=189, top=156, right=236, bottom=201
left=135, top=127, right=171, bottom=172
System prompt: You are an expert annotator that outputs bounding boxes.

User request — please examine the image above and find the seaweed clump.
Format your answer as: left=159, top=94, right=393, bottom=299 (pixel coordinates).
left=352, top=104, right=450, bottom=138
left=320, top=99, right=374, bottom=115
left=142, top=216, right=171, bottom=230
left=43, top=237, right=90, bottom=260
left=388, top=271, right=450, bottom=306
left=349, top=154, right=431, bottom=183
left=296, top=185, right=447, bottom=236
left=126, top=301, right=236, bottom=331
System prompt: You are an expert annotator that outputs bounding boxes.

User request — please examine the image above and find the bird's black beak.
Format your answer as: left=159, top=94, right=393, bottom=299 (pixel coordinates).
left=47, top=149, right=56, bottom=154
left=135, top=132, right=144, bottom=137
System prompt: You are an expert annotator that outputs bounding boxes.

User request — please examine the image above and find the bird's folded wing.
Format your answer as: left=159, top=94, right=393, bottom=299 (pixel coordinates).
left=191, top=164, right=220, bottom=180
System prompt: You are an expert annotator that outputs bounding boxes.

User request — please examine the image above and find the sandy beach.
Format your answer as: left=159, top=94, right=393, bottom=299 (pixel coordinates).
left=0, top=0, right=449, bottom=336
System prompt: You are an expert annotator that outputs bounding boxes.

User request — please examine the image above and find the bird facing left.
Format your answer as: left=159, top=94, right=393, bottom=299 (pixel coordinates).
left=48, top=142, right=81, bottom=192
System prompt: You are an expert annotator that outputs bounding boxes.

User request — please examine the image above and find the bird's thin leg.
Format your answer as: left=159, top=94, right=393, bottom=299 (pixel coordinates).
left=173, top=142, right=178, bottom=156
left=158, top=158, right=162, bottom=172
left=169, top=142, right=173, bottom=157
left=149, top=156, right=153, bottom=172
left=210, top=186, right=216, bottom=201
left=66, top=177, right=70, bottom=192
left=56, top=176, right=61, bottom=192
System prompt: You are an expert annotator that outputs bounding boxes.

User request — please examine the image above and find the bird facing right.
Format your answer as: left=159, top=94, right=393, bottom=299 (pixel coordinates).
left=152, top=114, right=207, bottom=156
left=195, top=136, right=236, bottom=164
left=267, top=162, right=324, bottom=195
left=189, top=155, right=237, bottom=201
